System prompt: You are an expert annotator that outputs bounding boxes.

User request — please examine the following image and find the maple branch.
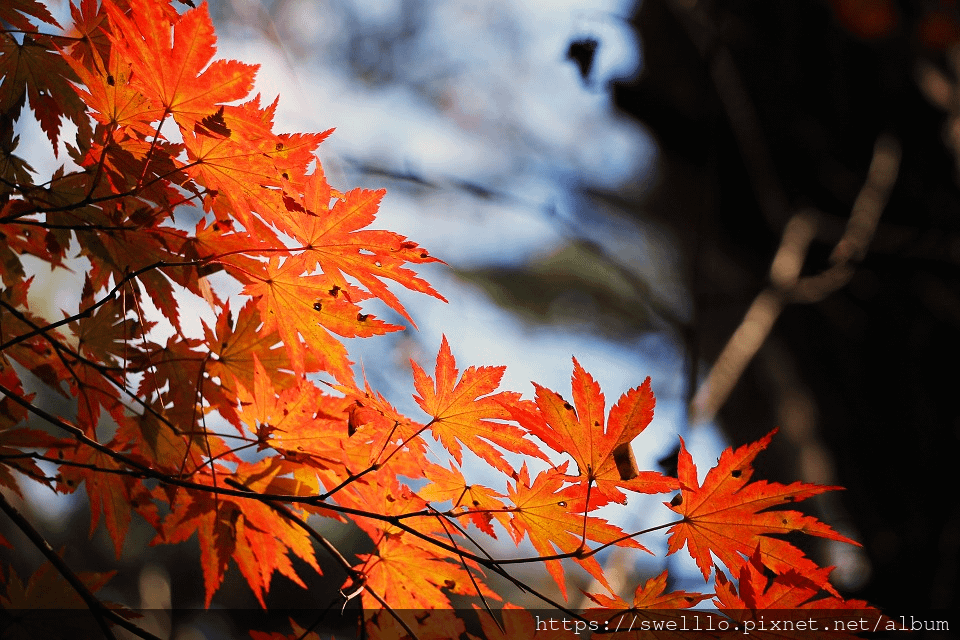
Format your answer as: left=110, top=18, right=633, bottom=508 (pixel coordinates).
left=689, top=134, right=901, bottom=424
left=0, top=389, right=468, bottom=545
left=0, top=491, right=162, bottom=640
left=139, top=111, right=172, bottom=189
left=388, top=507, right=587, bottom=623
left=317, top=464, right=379, bottom=501
left=0, top=383, right=661, bottom=584
left=223, top=477, right=421, bottom=640
left=425, top=504, right=502, bottom=620
left=0, top=452, right=138, bottom=479
left=6, top=218, right=141, bottom=232
left=0, top=299, right=183, bottom=439
left=319, top=419, right=433, bottom=501
left=0, top=30, right=83, bottom=42
left=0, top=159, right=204, bottom=223
left=83, top=124, right=118, bottom=204
left=0, top=259, right=201, bottom=354
left=0, top=373, right=614, bottom=623
left=581, top=520, right=681, bottom=559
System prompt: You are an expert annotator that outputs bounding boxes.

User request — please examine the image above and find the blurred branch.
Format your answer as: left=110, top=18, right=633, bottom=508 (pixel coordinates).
left=0, top=491, right=162, bottom=640
left=690, top=134, right=901, bottom=425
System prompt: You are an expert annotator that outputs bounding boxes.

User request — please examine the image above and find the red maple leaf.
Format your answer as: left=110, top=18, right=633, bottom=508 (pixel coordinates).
left=507, top=359, right=678, bottom=507
left=666, top=429, right=857, bottom=589
left=103, top=0, right=256, bottom=126
left=714, top=550, right=886, bottom=639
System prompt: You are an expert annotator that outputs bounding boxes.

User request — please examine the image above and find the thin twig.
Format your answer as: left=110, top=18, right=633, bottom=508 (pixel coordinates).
left=690, top=135, right=901, bottom=424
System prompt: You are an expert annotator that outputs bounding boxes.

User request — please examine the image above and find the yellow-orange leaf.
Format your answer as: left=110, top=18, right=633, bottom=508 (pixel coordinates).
left=244, top=256, right=400, bottom=381
left=412, top=335, right=548, bottom=474
left=506, top=463, right=647, bottom=600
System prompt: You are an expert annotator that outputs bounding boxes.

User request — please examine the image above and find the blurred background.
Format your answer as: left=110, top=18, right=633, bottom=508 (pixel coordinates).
left=5, top=0, right=960, bottom=636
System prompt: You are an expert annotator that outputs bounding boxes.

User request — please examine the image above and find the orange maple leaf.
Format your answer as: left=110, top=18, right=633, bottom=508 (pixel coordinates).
left=507, top=359, right=678, bottom=507
left=506, top=463, right=647, bottom=600
left=583, top=571, right=715, bottom=640
left=353, top=535, right=487, bottom=612
left=411, top=335, right=548, bottom=475
left=103, top=0, right=257, bottom=126
left=666, top=429, right=857, bottom=589
left=203, top=299, right=323, bottom=428
left=584, top=570, right=711, bottom=611
left=182, top=97, right=329, bottom=245
left=714, top=550, right=885, bottom=639
left=62, top=39, right=163, bottom=139
left=419, top=461, right=509, bottom=537
left=243, top=255, right=401, bottom=381
left=154, top=459, right=320, bottom=608
left=280, top=173, right=446, bottom=325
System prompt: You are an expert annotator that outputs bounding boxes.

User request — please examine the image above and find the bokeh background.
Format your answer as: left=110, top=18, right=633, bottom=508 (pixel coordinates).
left=5, top=0, right=960, bottom=637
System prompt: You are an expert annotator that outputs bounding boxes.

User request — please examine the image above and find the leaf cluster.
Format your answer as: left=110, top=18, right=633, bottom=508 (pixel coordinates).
left=0, top=2, right=879, bottom=639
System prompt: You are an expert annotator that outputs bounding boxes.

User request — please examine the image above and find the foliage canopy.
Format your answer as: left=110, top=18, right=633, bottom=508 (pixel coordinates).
left=0, top=1, right=882, bottom=638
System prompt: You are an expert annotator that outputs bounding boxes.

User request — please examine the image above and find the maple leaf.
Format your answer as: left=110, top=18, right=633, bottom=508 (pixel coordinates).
left=582, top=571, right=715, bottom=640
left=584, top=569, right=711, bottom=611
left=154, top=459, right=321, bottom=607
left=334, top=472, right=440, bottom=542
left=244, top=256, right=401, bottom=381
left=72, top=276, right=153, bottom=369
left=80, top=225, right=190, bottom=330
left=412, top=335, right=548, bottom=475
left=506, top=463, right=647, bottom=600
left=0, top=32, right=86, bottom=152
left=234, top=353, right=351, bottom=471
left=103, top=0, right=257, bottom=126
left=0, top=0, right=61, bottom=33
left=182, top=97, right=329, bottom=244
left=366, top=609, right=468, bottom=640
left=0, top=360, right=60, bottom=494
left=134, top=335, right=214, bottom=435
left=714, top=550, right=885, bottom=640
left=353, top=535, right=487, bottom=612
left=666, top=429, right=858, bottom=588
left=0, top=0, right=886, bottom=631
left=507, top=359, right=678, bottom=508
left=56, top=442, right=159, bottom=558
left=419, top=461, right=509, bottom=537
left=333, top=376, right=431, bottom=477
left=62, top=37, right=164, bottom=139
left=0, top=279, right=72, bottom=395
left=471, top=603, right=580, bottom=640
left=1, top=562, right=115, bottom=610
left=280, top=172, right=446, bottom=325
left=65, top=0, right=112, bottom=68
left=0, top=562, right=130, bottom=639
